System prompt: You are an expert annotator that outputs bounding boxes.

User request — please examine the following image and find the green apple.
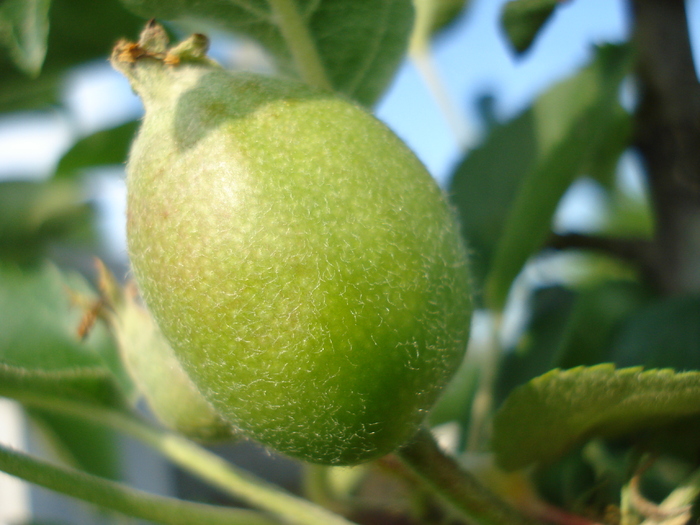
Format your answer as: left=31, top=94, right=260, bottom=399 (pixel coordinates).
left=112, top=22, right=472, bottom=465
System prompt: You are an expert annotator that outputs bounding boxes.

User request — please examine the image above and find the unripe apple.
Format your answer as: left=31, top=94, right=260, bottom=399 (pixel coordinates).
left=94, top=260, right=234, bottom=441
left=112, top=22, right=472, bottom=465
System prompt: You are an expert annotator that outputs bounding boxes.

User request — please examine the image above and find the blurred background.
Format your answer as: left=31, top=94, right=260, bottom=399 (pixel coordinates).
left=0, top=0, right=694, bottom=522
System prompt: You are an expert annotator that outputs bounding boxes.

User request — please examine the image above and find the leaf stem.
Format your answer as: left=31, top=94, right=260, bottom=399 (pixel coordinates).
left=266, top=0, right=333, bottom=90
left=466, top=312, right=502, bottom=452
left=410, top=49, right=474, bottom=151
left=0, top=442, right=277, bottom=525
left=5, top=393, right=355, bottom=525
left=396, top=427, right=537, bottom=525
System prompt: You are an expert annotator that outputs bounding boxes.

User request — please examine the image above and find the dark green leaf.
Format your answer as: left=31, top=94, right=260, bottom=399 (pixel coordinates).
left=533, top=447, right=601, bottom=512
left=118, top=0, right=413, bottom=106
left=0, top=0, right=143, bottom=112
left=580, top=109, right=632, bottom=190
left=501, top=0, right=559, bottom=55
left=55, top=120, right=138, bottom=178
left=0, top=180, right=95, bottom=264
left=484, top=45, right=632, bottom=309
left=493, top=365, right=700, bottom=470
left=611, top=295, right=700, bottom=371
left=28, top=409, right=120, bottom=480
left=0, top=263, right=126, bottom=409
left=496, top=286, right=577, bottom=405
left=557, top=280, right=651, bottom=369
left=0, top=0, right=51, bottom=76
left=448, top=111, right=538, bottom=300
left=496, top=281, right=650, bottom=405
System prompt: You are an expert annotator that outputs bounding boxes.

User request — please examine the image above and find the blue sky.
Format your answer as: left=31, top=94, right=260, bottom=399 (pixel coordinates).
left=377, top=0, right=629, bottom=184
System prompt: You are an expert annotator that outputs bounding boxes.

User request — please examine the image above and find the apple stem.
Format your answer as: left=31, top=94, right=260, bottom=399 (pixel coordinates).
left=396, top=427, right=540, bottom=525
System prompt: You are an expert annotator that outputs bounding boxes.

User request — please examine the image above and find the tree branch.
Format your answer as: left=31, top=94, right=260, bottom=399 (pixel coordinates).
left=631, top=0, right=700, bottom=294
left=547, top=232, right=659, bottom=284
left=396, top=427, right=539, bottom=525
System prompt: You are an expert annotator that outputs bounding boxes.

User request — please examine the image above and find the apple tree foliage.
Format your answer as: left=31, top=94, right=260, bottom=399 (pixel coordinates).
left=1, top=0, right=700, bottom=524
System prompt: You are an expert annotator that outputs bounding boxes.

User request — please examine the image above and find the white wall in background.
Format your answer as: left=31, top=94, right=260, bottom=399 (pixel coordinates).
left=0, top=399, right=29, bottom=525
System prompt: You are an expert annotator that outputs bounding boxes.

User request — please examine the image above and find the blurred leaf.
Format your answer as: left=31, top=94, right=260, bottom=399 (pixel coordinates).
left=0, top=262, right=127, bottom=409
left=449, top=111, right=537, bottom=300
left=501, top=0, right=559, bottom=55
left=0, top=0, right=143, bottom=112
left=484, top=45, right=631, bottom=309
left=581, top=108, right=632, bottom=190
left=533, top=447, right=600, bottom=512
left=0, top=0, right=51, bottom=76
left=496, top=286, right=577, bottom=405
left=557, top=280, right=651, bottom=368
left=497, top=281, right=651, bottom=409
left=449, top=46, right=631, bottom=305
left=611, top=295, right=700, bottom=371
left=411, top=0, right=470, bottom=51
left=493, top=365, right=700, bottom=470
left=602, top=183, right=655, bottom=238
left=0, top=180, right=95, bottom=264
left=56, top=120, right=138, bottom=178
left=28, top=409, right=120, bottom=479
left=118, top=0, right=413, bottom=106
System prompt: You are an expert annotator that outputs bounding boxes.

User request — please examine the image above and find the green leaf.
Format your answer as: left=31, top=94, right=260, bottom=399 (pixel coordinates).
left=496, top=286, right=577, bottom=405
left=118, top=0, right=413, bottom=106
left=448, top=110, right=538, bottom=300
left=501, top=0, right=559, bottom=55
left=557, top=280, right=651, bottom=369
left=602, top=186, right=654, bottom=238
left=580, top=110, right=632, bottom=190
left=0, top=180, right=95, bottom=264
left=0, top=0, right=143, bottom=112
left=484, top=45, right=632, bottom=309
left=0, top=0, right=51, bottom=76
left=492, top=365, right=700, bottom=470
left=496, top=281, right=651, bottom=406
left=28, top=409, right=120, bottom=480
left=55, top=120, right=138, bottom=178
left=411, top=0, right=471, bottom=51
left=611, top=295, right=700, bottom=371
left=0, top=263, right=126, bottom=409
left=449, top=46, right=632, bottom=305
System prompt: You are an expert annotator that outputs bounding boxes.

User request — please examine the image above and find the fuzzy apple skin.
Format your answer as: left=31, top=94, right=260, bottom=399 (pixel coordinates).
left=113, top=26, right=472, bottom=465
